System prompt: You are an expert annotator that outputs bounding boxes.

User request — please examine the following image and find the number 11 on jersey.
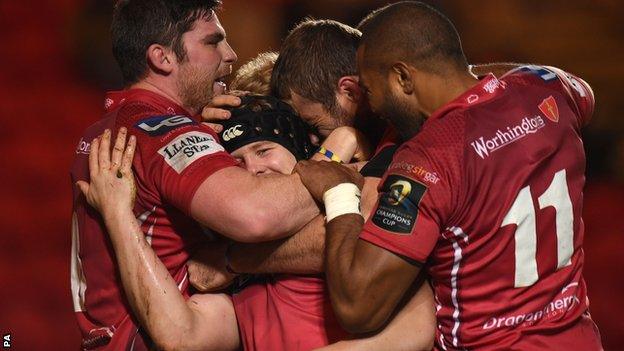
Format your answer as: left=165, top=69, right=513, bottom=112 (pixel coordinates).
left=502, top=169, right=574, bottom=288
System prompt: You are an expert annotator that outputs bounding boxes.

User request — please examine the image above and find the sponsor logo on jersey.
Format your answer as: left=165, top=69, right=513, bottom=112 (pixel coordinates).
left=75, top=138, right=91, bottom=155
left=538, top=95, right=559, bottom=123
left=158, top=132, right=224, bottom=173
left=372, top=175, right=427, bottom=235
left=482, top=283, right=580, bottom=331
left=482, top=77, right=505, bottom=94
left=222, top=125, right=244, bottom=141
left=135, top=115, right=196, bottom=136
left=388, top=161, right=440, bottom=185
left=470, top=115, right=545, bottom=159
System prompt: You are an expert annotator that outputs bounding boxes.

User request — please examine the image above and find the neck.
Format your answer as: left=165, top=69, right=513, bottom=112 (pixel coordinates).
left=130, top=77, right=194, bottom=114
left=419, top=67, right=479, bottom=116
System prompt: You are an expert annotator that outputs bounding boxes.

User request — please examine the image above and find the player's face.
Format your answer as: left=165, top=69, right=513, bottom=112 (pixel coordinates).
left=176, top=14, right=237, bottom=112
left=289, top=91, right=350, bottom=139
left=357, top=46, right=424, bottom=140
left=231, top=141, right=297, bottom=175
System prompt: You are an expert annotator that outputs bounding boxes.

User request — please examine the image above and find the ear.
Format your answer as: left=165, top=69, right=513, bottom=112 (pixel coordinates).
left=146, top=43, right=176, bottom=75
left=390, top=62, right=414, bottom=95
left=337, top=76, right=362, bottom=103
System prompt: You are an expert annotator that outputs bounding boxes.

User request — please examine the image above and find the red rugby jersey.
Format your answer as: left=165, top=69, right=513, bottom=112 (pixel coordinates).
left=70, top=89, right=238, bottom=350
left=360, top=67, right=602, bottom=350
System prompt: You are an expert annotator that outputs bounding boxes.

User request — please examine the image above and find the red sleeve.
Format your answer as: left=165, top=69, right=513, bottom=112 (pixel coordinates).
left=359, top=139, right=455, bottom=264
left=116, top=108, right=238, bottom=215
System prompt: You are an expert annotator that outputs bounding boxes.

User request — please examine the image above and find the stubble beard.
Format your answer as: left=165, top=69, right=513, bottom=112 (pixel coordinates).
left=177, top=63, right=214, bottom=115
left=379, top=92, right=425, bottom=142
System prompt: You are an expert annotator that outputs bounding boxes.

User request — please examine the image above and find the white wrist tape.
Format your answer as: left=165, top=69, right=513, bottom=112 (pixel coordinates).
left=323, top=183, right=362, bottom=222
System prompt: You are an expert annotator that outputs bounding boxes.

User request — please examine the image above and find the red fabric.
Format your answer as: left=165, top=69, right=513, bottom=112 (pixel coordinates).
left=69, top=90, right=238, bottom=350
left=360, top=69, right=602, bottom=350
left=232, top=275, right=348, bottom=351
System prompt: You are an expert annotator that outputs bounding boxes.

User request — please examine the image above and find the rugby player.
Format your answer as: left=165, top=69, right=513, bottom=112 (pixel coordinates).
left=70, top=1, right=320, bottom=350
left=78, top=95, right=435, bottom=350
left=294, top=2, right=604, bottom=350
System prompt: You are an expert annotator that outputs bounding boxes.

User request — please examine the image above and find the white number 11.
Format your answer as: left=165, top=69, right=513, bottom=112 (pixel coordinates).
left=501, top=169, right=574, bottom=288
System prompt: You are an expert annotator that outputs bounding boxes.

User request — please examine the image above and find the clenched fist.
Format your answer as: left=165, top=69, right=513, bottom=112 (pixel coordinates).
left=293, top=160, right=364, bottom=202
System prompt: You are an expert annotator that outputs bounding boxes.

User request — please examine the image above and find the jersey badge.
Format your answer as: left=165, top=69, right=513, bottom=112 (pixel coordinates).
left=538, top=96, right=559, bottom=123
left=372, top=175, right=427, bottom=234
left=135, top=115, right=196, bottom=136
left=158, top=131, right=225, bottom=173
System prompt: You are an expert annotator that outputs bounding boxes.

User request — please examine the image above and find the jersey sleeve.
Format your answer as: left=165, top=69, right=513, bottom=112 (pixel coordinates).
left=509, top=65, right=595, bottom=128
left=116, top=107, right=239, bottom=215
left=359, top=140, right=456, bottom=264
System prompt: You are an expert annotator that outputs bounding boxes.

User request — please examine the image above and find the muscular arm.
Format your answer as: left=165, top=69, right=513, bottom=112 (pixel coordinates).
left=227, top=176, right=381, bottom=275
left=191, top=167, right=319, bottom=243
left=80, top=131, right=238, bottom=351
left=103, top=208, right=239, bottom=351
left=324, top=214, right=421, bottom=333
left=229, top=215, right=326, bottom=274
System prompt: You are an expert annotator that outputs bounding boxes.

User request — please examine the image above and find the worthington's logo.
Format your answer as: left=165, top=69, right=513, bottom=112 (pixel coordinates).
left=471, top=116, right=545, bottom=159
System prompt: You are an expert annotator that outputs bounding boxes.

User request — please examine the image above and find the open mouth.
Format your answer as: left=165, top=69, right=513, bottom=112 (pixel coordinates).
left=213, top=75, right=228, bottom=96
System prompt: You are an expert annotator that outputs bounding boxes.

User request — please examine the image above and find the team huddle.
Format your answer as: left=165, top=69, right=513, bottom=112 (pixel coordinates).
left=70, top=1, right=603, bottom=350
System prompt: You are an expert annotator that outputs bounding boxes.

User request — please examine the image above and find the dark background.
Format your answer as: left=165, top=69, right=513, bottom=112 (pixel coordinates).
left=1, top=0, right=622, bottom=350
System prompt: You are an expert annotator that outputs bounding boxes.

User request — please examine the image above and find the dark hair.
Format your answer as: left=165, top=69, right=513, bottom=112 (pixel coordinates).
left=111, top=0, right=221, bottom=85
left=218, top=95, right=315, bottom=161
left=270, top=19, right=361, bottom=115
left=358, top=1, right=467, bottom=73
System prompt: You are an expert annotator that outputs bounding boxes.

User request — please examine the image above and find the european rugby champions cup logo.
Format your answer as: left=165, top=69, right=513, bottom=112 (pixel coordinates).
left=388, top=180, right=412, bottom=206
left=372, top=175, right=426, bottom=235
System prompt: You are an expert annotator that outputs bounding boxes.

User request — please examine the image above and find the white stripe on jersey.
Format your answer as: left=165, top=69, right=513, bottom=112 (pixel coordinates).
left=447, top=226, right=468, bottom=349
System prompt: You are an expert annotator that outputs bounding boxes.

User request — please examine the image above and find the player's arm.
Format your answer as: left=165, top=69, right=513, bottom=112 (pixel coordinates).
left=77, top=129, right=239, bottom=351
left=312, top=126, right=372, bottom=163
left=315, top=281, right=435, bottom=351
left=191, top=168, right=319, bottom=243
left=226, top=175, right=381, bottom=274
left=294, top=160, right=422, bottom=333
left=324, top=215, right=421, bottom=333
left=188, top=176, right=382, bottom=292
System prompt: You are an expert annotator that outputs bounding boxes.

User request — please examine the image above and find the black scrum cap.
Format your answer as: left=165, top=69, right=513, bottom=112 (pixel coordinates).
left=218, top=95, right=315, bottom=161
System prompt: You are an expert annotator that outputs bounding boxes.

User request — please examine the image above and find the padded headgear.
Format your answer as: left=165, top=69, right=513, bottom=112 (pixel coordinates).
left=218, top=95, right=315, bottom=161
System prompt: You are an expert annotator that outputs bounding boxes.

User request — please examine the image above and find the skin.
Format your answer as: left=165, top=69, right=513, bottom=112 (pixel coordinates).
left=79, top=13, right=321, bottom=351
left=77, top=129, right=239, bottom=351
left=80, top=127, right=434, bottom=350
left=198, top=136, right=435, bottom=351
left=292, top=43, right=525, bottom=335
left=134, top=14, right=321, bottom=244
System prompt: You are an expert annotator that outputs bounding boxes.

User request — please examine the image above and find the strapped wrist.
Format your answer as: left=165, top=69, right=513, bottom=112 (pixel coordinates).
left=323, top=183, right=362, bottom=222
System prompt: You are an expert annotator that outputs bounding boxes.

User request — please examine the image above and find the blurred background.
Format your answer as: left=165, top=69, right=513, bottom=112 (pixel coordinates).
left=1, top=0, right=622, bottom=349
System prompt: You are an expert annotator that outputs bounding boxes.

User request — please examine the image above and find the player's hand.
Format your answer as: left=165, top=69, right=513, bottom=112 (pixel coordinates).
left=187, top=241, right=236, bottom=292
left=76, top=128, right=137, bottom=217
left=201, top=94, right=242, bottom=133
left=293, top=160, right=364, bottom=202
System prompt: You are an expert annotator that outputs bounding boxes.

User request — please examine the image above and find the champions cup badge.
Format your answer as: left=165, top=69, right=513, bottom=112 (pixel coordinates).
left=539, top=96, right=559, bottom=123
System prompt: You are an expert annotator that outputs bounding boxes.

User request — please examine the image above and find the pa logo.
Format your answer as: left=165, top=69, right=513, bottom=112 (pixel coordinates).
left=223, top=125, right=244, bottom=141
left=3, top=333, right=11, bottom=349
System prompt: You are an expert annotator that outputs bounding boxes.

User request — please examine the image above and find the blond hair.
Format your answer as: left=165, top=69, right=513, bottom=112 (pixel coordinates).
left=230, top=51, right=278, bottom=95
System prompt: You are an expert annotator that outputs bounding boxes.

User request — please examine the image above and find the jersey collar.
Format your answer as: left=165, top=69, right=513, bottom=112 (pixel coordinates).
left=104, top=88, right=191, bottom=117
left=427, top=74, right=506, bottom=121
